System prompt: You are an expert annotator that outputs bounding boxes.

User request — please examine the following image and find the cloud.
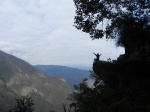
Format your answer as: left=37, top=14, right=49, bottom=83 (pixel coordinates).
left=0, top=0, right=124, bottom=66
left=0, top=41, right=27, bottom=56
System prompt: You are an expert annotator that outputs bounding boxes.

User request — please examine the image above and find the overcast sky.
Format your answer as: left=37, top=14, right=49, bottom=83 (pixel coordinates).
left=0, top=0, right=124, bottom=67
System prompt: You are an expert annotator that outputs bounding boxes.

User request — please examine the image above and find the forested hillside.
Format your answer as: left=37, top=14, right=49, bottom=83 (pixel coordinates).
left=35, top=65, right=90, bottom=88
left=0, top=50, right=72, bottom=112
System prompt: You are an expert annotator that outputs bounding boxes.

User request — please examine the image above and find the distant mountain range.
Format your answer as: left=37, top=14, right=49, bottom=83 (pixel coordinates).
left=70, top=66, right=92, bottom=70
left=0, top=50, right=72, bottom=112
left=35, top=65, right=91, bottom=88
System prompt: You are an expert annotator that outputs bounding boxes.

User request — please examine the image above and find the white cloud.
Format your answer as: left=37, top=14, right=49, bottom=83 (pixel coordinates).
left=0, top=0, right=124, bottom=66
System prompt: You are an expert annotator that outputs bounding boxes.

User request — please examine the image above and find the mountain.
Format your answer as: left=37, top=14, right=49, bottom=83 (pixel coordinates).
left=0, top=50, right=72, bottom=112
left=70, top=66, right=92, bottom=70
left=34, top=65, right=90, bottom=88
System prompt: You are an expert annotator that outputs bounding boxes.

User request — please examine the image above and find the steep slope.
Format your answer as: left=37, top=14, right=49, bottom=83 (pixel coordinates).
left=35, top=65, right=90, bottom=88
left=0, top=50, right=72, bottom=112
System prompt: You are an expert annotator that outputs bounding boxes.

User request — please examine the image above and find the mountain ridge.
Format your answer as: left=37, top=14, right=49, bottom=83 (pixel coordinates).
left=0, top=50, right=72, bottom=112
left=35, top=65, right=90, bottom=88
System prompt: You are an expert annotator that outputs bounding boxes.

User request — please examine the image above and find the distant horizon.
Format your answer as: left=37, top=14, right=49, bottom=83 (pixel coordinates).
left=34, top=64, right=92, bottom=70
left=0, top=48, right=122, bottom=70
left=0, top=1, right=124, bottom=66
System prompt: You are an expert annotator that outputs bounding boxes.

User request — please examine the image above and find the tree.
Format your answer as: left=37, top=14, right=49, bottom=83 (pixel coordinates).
left=8, top=95, right=34, bottom=112
left=73, top=0, right=150, bottom=58
left=69, top=78, right=97, bottom=112
left=69, top=61, right=150, bottom=112
left=70, top=1, right=150, bottom=112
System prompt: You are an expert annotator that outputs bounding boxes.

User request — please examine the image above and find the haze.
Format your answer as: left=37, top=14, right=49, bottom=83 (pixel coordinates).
left=0, top=0, right=124, bottom=66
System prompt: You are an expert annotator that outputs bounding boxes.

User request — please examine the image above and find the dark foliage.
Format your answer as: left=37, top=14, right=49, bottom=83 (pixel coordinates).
left=69, top=60, right=150, bottom=112
left=8, top=95, right=34, bottom=112
left=74, top=0, right=150, bottom=58
left=69, top=0, right=150, bottom=112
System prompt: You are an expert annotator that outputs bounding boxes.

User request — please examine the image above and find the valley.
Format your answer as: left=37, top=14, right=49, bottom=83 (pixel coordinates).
left=0, top=50, right=72, bottom=112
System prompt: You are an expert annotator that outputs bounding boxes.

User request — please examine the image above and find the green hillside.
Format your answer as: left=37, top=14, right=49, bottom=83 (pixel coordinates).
left=0, top=50, right=72, bottom=112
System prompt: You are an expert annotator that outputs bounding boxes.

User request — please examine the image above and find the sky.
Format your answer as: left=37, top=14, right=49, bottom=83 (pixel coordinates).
left=0, top=0, right=124, bottom=67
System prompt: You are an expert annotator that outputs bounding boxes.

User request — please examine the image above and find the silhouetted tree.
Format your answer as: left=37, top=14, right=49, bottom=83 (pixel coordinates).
left=74, top=0, right=150, bottom=59
left=69, top=61, right=150, bottom=112
left=69, top=0, right=150, bottom=112
left=69, top=78, right=100, bottom=112
left=8, top=95, right=34, bottom=112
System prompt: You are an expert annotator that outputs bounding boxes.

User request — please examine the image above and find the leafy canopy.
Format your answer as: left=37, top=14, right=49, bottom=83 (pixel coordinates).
left=74, top=0, right=150, bottom=48
left=69, top=1, right=150, bottom=112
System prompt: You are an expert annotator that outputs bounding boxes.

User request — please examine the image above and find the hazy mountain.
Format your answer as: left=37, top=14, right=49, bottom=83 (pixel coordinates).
left=0, top=50, right=72, bottom=112
left=35, top=65, right=90, bottom=88
left=70, top=66, right=92, bottom=70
